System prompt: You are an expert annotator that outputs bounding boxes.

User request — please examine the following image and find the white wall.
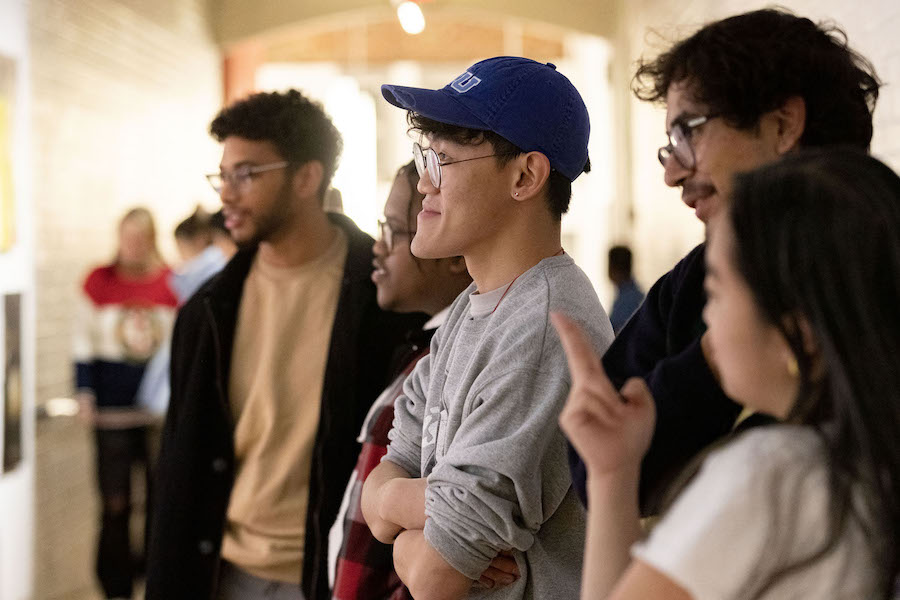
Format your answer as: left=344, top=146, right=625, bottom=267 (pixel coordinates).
left=24, top=1, right=223, bottom=596
left=559, top=35, right=615, bottom=304
left=0, top=0, right=34, bottom=598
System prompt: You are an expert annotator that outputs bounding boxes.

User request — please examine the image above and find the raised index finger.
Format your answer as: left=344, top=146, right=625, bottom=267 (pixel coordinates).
left=550, top=312, right=621, bottom=399
left=550, top=312, right=602, bottom=378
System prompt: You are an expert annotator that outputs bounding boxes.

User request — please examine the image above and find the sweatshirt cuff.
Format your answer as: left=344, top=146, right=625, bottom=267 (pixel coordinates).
left=423, top=517, right=491, bottom=581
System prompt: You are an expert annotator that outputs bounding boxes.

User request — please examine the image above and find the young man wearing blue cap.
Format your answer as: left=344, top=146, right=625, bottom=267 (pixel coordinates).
left=361, top=57, right=614, bottom=599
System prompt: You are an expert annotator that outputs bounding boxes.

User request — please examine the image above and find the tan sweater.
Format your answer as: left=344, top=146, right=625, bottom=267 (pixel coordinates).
left=221, top=230, right=347, bottom=583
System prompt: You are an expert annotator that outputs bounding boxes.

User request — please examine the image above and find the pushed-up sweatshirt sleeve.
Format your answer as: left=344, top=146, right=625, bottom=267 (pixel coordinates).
left=422, top=363, right=574, bottom=580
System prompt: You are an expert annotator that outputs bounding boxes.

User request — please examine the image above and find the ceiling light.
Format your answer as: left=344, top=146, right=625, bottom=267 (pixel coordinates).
left=397, top=1, right=425, bottom=35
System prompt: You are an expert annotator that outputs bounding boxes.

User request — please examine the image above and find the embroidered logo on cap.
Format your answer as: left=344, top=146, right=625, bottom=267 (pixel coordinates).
left=450, top=71, right=481, bottom=94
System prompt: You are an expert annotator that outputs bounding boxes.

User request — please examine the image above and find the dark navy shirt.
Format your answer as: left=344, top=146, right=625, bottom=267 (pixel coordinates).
left=570, top=243, right=743, bottom=514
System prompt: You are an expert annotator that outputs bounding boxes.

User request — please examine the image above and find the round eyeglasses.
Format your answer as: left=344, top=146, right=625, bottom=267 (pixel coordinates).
left=657, top=114, right=719, bottom=171
left=205, top=161, right=289, bottom=194
left=377, top=219, right=414, bottom=253
left=413, top=142, right=512, bottom=189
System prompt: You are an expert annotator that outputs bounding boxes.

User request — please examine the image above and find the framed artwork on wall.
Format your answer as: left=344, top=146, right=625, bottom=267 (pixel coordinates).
left=3, top=292, right=22, bottom=473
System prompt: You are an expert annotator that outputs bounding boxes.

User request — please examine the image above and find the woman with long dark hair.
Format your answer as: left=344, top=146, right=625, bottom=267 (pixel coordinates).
left=553, top=148, right=900, bottom=599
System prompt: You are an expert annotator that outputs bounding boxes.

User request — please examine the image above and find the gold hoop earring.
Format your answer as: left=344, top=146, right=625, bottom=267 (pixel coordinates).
left=787, top=356, right=799, bottom=377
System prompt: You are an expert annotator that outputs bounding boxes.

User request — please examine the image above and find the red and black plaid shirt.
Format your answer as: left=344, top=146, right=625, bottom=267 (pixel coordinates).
left=331, top=331, right=435, bottom=600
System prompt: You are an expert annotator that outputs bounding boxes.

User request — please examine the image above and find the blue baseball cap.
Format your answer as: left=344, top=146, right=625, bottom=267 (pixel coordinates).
left=381, top=56, right=590, bottom=182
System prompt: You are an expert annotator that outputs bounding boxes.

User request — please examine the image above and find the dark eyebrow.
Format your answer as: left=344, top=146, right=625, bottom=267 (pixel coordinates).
left=428, top=136, right=460, bottom=153
left=423, top=142, right=445, bottom=154
left=666, top=111, right=689, bottom=135
left=667, top=110, right=704, bottom=134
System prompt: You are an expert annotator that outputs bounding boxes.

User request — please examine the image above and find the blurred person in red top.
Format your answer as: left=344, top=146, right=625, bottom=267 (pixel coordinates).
left=73, top=207, right=178, bottom=600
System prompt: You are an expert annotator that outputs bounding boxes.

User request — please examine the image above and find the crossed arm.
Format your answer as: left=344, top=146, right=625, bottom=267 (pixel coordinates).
left=361, top=460, right=428, bottom=541
left=362, top=460, right=474, bottom=599
left=362, top=460, right=521, bottom=599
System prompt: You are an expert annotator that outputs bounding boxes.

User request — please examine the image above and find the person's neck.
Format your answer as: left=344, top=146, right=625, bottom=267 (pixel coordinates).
left=465, top=222, right=562, bottom=292
left=257, top=209, right=338, bottom=268
left=116, top=260, right=159, bottom=280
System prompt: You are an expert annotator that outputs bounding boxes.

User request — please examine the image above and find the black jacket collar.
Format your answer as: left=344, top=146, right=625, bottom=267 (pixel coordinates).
left=201, top=211, right=375, bottom=315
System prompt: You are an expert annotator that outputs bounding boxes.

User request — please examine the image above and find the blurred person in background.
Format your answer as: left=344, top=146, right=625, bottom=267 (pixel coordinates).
left=173, top=207, right=213, bottom=261
left=73, top=206, right=178, bottom=600
left=170, top=207, right=231, bottom=301
left=134, top=207, right=234, bottom=418
left=146, top=90, right=425, bottom=600
left=607, top=245, right=644, bottom=334
left=328, top=160, right=474, bottom=600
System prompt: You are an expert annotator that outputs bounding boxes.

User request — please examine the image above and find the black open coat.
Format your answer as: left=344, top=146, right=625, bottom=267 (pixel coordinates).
left=146, top=213, right=426, bottom=600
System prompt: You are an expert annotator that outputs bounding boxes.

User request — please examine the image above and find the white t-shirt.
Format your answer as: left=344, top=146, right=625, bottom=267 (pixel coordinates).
left=632, top=425, right=879, bottom=600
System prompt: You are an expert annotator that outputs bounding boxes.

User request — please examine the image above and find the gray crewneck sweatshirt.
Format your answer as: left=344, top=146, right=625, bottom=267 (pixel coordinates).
left=385, top=254, right=615, bottom=599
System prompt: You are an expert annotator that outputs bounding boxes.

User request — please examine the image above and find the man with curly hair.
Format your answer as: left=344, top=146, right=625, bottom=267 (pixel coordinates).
left=146, top=90, right=425, bottom=600
left=567, top=8, right=881, bottom=515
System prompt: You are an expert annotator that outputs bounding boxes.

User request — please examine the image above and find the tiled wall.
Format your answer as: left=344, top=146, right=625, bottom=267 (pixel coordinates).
left=29, top=1, right=221, bottom=596
left=28, top=0, right=222, bottom=407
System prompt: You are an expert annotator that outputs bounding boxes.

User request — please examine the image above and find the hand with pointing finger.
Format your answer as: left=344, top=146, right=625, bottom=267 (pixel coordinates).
left=551, top=312, right=656, bottom=478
